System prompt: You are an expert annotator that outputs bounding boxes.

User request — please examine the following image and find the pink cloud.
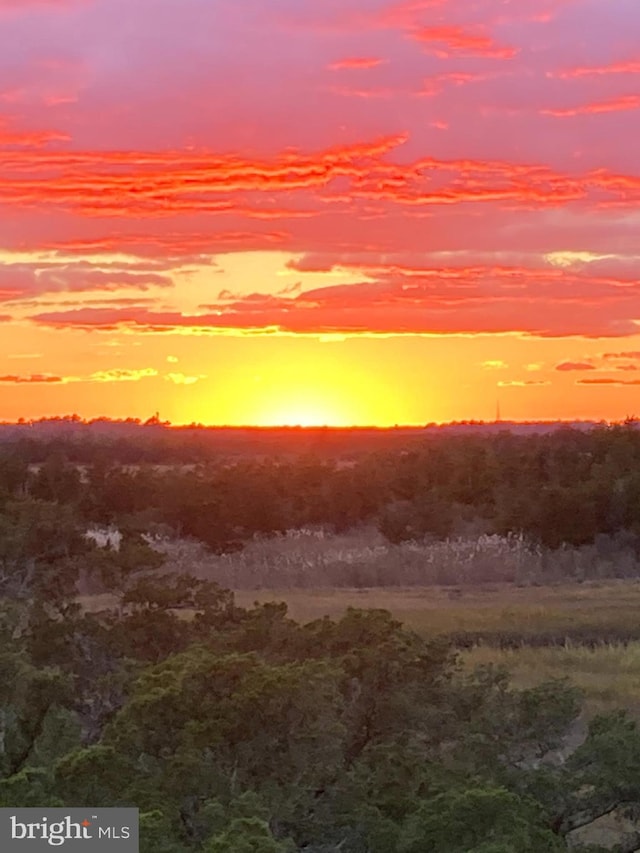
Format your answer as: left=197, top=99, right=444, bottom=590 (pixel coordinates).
left=0, top=0, right=639, bottom=357
left=0, top=117, right=70, bottom=147
left=553, top=60, right=640, bottom=79
left=41, top=232, right=291, bottom=259
left=37, top=268, right=171, bottom=292
left=28, top=258, right=640, bottom=338
left=0, top=133, right=414, bottom=218
left=541, top=94, right=640, bottom=117
left=0, top=263, right=172, bottom=301
left=410, top=25, right=517, bottom=59
left=328, top=57, right=386, bottom=70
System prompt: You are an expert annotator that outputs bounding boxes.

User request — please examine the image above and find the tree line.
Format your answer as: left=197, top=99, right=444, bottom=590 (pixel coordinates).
left=2, top=423, right=640, bottom=554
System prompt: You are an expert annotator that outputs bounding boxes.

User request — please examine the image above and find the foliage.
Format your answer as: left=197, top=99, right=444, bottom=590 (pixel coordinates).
left=3, top=427, right=640, bottom=848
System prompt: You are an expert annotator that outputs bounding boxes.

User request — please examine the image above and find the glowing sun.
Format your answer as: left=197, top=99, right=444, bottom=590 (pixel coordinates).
left=256, top=400, right=351, bottom=427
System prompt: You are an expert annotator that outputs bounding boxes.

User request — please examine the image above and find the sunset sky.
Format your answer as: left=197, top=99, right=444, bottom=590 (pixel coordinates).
left=1, top=0, right=640, bottom=426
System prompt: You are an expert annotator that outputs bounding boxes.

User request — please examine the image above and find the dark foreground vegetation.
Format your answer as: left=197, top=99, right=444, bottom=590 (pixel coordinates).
left=2, top=422, right=640, bottom=850
left=2, top=520, right=640, bottom=852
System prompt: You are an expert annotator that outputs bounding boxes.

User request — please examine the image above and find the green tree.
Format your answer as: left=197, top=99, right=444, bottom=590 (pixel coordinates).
left=205, top=818, right=294, bottom=853
left=398, top=786, right=564, bottom=853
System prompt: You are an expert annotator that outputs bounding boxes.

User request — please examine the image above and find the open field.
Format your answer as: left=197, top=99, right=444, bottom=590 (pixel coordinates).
left=234, top=582, right=640, bottom=719
left=233, top=580, right=640, bottom=640
left=82, top=580, right=640, bottom=718
left=84, top=578, right=640, bottom=643
left=462, top=642, right=640, bottom=718
left=80, top=579, right=640, bottom=846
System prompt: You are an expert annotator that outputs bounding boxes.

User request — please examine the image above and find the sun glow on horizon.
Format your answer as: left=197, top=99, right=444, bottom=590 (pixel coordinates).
left=250, top=383, right=359, bottom=427
left=183, top=347, right=414, bottom=428
left=253, top=401, right=352, bottom=427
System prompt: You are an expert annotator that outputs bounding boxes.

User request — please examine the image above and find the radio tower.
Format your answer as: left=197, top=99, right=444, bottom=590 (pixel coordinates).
left=496, top=399, right=501, bottom=423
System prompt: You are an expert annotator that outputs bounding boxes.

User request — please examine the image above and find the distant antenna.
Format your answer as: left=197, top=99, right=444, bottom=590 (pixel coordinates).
left=496, top=399, right=501, bottom=423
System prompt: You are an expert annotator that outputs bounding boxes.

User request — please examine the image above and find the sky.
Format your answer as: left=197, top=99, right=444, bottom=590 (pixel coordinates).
left=1, top=0, right=640, bottom=426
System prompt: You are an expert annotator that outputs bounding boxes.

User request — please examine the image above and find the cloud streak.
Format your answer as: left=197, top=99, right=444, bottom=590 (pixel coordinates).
left=410, top=25, right=517, bottom=59
left=28, top=257, right=640, bottom=338
left=578, top=378, right=640, bottom=386
left=555, top=362, right=596, bottom=371
left=0, top=373, right=64, bottom=384
left=541, top=94, right=640, bottom=117
left=1, top=0, right=640, bottom=422
left=328, top=57, right=386, bottom=70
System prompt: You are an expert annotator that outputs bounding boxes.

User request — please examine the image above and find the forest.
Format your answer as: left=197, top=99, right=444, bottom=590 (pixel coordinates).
left=2, top=423, right=640, bottom=850
left=2, top=420, right=640, bottom=554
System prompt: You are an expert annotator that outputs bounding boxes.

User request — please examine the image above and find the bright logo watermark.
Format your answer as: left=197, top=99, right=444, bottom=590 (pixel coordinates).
left=0, top=809, right=138, bottom=851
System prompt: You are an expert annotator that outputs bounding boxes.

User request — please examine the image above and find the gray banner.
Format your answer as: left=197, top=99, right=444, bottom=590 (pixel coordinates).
left=0, top=809, right=139, bottom=852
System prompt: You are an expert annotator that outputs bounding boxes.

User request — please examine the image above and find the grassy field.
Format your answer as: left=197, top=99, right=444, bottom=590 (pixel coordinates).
left=234, top=579, right=640, bottom=639
left=462, top=642, right=640, bottom=717
left=84, top=576, right=640, bottom=849
left=234, top=581, right=640, bottom=718
left=83, top=579, right=640, bottom=717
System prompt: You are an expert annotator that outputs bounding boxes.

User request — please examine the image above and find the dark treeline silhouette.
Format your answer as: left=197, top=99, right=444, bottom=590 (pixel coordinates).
left=2, top=421, right=640, bottom=554
left=0, top=415, right=605, bottom=464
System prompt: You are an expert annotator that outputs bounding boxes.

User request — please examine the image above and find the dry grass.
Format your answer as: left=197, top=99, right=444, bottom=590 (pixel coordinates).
left=462, top=642, right=640, bottom=718
left=78, top=559, right=640, bottom=850
left=80, top=558, right=640, bottom=720
left=147, top=527, right=640, bottom=590
left=232, top=583, right=640, bottom=719
left=82, top=577, right=640, bottom=642
left=233, top=580, right=640, bottom=639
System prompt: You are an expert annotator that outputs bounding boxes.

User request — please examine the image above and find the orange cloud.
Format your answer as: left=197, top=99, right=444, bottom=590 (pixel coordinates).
left=541, top=94, right=640, bottom=117
left=410, top=25, right=517, bottom=59
left=43, top=232, right=292, bottom=258
left=0, top=132, right=409, bottom=218
left=578, top=378, right=640, bottom=386
left=0, top=263, right=172, bottom=302
left=0, top=117, right=70, bottom=147
left=553, top=60, right=640, bottom=79
left=0, top=367, right=168, bottom=386
left=0, top=373, right=64, bottom=383
left=555, top=361, right=596, bottom=371
left=28, top=258, right=640, bottom=339
left=328, top=57, right=386, bottom=70
left=328, top=85, right=396, bottom=99
left=3, top=126, right=640, bottom=239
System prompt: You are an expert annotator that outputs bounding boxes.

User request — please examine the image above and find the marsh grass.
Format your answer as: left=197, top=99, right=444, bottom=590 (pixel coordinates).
left=82, top=576, right=640, bottom=644
left=149, top=526, right=640, bottom=590
left=232, top=581, right=640, bottom=638
left=79, top=580, right=640, bottom=718
left=232, top=584, right=640, bottom=717
left=462, top=642, right=640, bottom=718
